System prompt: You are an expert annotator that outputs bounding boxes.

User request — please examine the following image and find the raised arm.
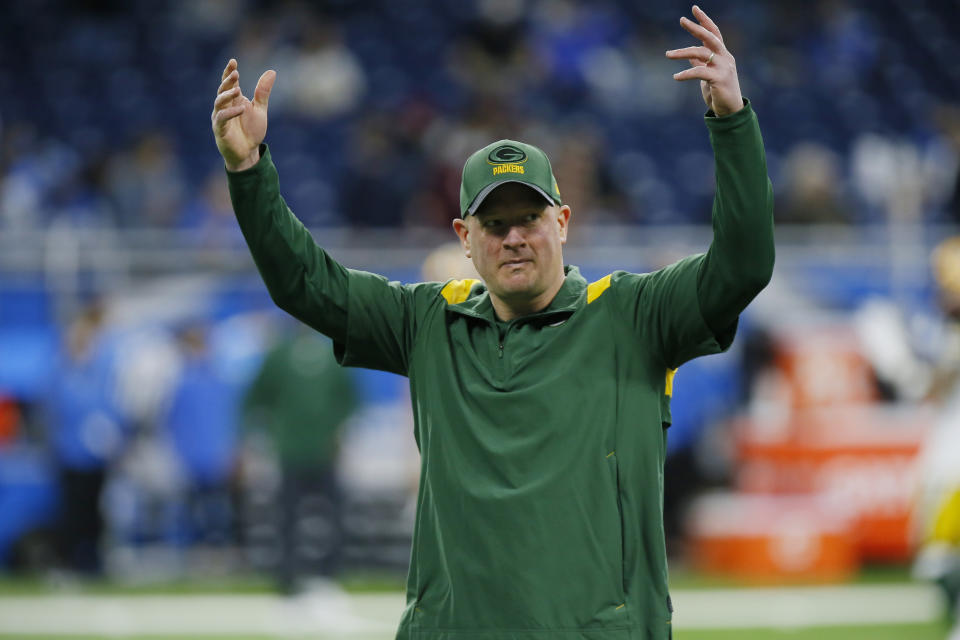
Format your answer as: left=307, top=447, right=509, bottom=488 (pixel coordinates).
left=210, top=59, right=350, bottom=342
left=667, top=6, right=775, bottom=335
left=210, top=60, right=422, bottom=376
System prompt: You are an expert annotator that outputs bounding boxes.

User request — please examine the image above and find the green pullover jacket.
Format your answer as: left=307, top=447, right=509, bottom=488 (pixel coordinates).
left=227, top=100, right=774, bottom=640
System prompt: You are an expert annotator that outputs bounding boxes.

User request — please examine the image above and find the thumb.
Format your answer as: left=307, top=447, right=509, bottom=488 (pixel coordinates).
left=253, top=70, right=276, bottom=109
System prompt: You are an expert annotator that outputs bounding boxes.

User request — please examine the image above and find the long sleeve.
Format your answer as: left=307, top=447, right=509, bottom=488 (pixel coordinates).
left=605, top=99, right=774, bottom=370
left=227, top=145, right=432, bottom=376
left=227, top=144, right=351, bottom=341
left=696, top=99, right=775, bottom=334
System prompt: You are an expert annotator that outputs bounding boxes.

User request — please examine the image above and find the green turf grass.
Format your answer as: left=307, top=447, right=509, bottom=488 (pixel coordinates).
left=0, top=626, right=948, bottom=640
left=0, top=562, right=915, bottom=596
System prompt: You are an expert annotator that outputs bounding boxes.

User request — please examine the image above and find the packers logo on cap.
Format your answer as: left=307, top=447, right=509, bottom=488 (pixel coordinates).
left=487, top=145, right=528, bottom=164
left=488, top=145, right=527, bottom=176
left=460, top=138, right=562, bottom=217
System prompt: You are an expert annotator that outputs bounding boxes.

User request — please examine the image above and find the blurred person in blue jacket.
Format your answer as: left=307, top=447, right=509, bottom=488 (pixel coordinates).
left=242, top=323, right=357, bottom=595
left=160, top=322, right=238, bottom=548
left=46, top=297, right=126, bottom=575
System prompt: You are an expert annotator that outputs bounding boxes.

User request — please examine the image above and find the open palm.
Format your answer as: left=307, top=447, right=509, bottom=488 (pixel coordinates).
left=212, top=59, right=276, bottom=171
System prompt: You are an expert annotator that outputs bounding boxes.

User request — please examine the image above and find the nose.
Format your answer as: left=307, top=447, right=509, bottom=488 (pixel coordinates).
left=502, top=224, right=527, bottom=249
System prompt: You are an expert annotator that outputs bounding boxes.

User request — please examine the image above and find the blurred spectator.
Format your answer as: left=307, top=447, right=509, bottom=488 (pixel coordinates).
left=226, top=14, right=286, bottom=117
left=242, top=324, right=358, bottom=594
left=159, top=323, right=238, bottom=548
left=280, top=19, right=366, bottom=121
left=105, top=132, right=185, bottom=228
left=1, top=1, right=955, bottom=232
left=859, top=236, right=960, bottom=635
left=412, top=97, right=520, bottom=227
left=803, top=0, right=879, bottom=92
left=913, top=237, right=960, bottom=638
left=421, top=242, right=479, bottom=283
left=339, top=110, right=424, bottom=228
left=851, top=132, right=927, bottom=224
left=549, top=127, right=630, bottom=224
left=778, top=142, right=850, bottom=224
left=929, top=104, right=960, bottom=224
left=0, top=125, right=80, bottom=230
left=45, top=297, right=126, bottom=576
left=528, top=1, right=624, bottom=109
left=178, top=166, right=247, bottom=247
left=447, top=0, right=539, bottom=102
left=48, top=153, right=116, bottom=230
left=172, top=0, right=247, bottom=40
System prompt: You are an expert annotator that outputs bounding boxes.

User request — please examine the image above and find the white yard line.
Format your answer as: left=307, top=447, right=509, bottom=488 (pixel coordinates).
left=671, top=584, right=942, bottom=629
left=0, top=584, right=942, bottom=636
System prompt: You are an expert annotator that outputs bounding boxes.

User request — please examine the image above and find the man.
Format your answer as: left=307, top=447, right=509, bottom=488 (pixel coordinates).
left=913, top=237, right=960, bottom=640
left=242, top=322, right=358, bottom=594
left=212, top=6, right=773, bottom=639
left=47, top=297, right=125, bottom=576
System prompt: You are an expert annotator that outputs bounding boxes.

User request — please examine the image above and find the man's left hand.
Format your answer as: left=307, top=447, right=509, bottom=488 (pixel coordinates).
left=666, top=5, right=744, bottom=117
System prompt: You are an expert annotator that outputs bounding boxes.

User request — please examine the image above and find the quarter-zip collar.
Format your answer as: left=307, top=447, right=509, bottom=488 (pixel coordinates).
left=445, top=266, right=588, bottom=324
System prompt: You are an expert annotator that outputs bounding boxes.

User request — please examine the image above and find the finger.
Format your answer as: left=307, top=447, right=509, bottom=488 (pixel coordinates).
left=680, top=16, right=724, bottom=53
left=217, top=70, right=239, bottom=95
left=253, top=70, right=276, bottom=109
left=213, top=86, right=241, bottom=110
left=692, top=5, right=723, bottom=43
left=221, top=58, right=237, bottom=82
left=665, top=46, right=713, bottom=62
left=673, top=66, right=719, bottom=82
left=213, top=104, right=244, bottom=128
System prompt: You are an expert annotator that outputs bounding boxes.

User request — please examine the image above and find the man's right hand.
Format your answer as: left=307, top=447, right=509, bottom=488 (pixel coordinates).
left=212, top=59, right=276, bottom=172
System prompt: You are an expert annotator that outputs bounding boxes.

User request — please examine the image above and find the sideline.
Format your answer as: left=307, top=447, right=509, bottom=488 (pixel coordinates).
left=0, top=584, right=941, bottom=636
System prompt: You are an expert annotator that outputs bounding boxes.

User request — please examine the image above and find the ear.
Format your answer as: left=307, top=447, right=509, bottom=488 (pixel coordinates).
left=556, top=205, right=572, bottom=244
left=452, top=217, right=472, bottom=258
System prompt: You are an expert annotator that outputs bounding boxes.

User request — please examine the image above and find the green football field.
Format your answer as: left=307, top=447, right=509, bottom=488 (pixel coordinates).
left=0, top=568, right=951, bottom=639
left=0, top=626, right=950, bottom=640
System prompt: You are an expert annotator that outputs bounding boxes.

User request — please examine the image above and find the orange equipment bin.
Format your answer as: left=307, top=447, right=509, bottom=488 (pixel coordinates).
left=687, top=492, right=859, bottom=582
left=723, top=322, right=934, bottom=563
left=734, top=405, right=932, bottom=561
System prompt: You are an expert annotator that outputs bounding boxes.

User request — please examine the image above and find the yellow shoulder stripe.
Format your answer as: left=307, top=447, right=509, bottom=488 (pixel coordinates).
left=665, top=368, right=677, bottom=397
left=440, top=278, right=480, bottom=305
left=587, top=274, right=613, bottom=304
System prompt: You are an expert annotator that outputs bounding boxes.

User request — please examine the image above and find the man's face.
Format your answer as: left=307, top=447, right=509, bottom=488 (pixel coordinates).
left=453, top=183, right=571, bottom=307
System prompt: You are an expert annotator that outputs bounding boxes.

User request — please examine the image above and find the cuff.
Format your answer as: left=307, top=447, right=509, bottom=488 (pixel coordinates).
left=224, top=143, right=272, bottom=182
left=704, top=98, right=755, bottom=131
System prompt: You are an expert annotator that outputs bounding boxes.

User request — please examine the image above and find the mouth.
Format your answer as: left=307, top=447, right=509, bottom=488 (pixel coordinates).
left=500, top=258, right=532, bottom=268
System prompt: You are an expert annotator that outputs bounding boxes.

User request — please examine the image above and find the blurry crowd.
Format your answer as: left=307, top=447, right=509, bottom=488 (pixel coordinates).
left=0, top=299, right=369, bottom=594
left=1, top=0, right=959, bottom=233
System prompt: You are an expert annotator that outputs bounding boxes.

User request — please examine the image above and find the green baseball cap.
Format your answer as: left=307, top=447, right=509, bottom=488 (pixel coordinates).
left=459, top=139, right=562, bottom=217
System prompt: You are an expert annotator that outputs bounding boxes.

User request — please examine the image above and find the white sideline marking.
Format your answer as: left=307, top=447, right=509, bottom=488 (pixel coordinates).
left=0, top=584, right=941, bottom=636
left=671, top=584, right=941, bottom=629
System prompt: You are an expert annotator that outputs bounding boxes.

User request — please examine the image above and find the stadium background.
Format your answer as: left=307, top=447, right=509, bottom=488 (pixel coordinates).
left=1, top=0, right=959, bottom=637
